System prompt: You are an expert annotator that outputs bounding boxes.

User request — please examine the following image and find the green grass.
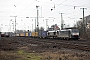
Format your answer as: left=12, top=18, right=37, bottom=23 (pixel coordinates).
left=0, top=50, right=89, bottom=60
left=17, top=50, right=42, bottom=60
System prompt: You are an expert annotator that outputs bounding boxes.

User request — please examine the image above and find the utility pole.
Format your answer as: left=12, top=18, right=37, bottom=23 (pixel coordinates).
left=80, top=8, right=87, bottom=37
left=32, top=19, right=33, bottom=31
left=35, top=19, right=36, bottom=32
left=46, top=19, right=48, bottom=30
left=36, top=6, right=39, bottom=31
left=59, top=13, right=64, bottom=30
left=10, top=16, right=17, bottom=36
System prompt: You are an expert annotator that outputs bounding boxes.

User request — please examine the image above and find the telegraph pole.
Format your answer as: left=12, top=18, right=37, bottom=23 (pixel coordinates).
left=80, top=8, right=87, bottom=37
left=10, top=16, right=17, bottom=36
left=59, top=13, right=64, bottom=30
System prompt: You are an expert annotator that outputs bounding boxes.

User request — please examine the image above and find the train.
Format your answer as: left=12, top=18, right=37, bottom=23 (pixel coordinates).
left=1, top=28, right=79, bottom=40
left=1, top=32, right=10, bottom=37
left=14, top=28, right=79, bottom=40
left=47, top=29, right=79, bottom=40
left=68, top=29, right=80, bottom=39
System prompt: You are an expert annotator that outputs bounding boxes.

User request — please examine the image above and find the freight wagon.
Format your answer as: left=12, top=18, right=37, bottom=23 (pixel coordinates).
left=16, top=33, right=20, bottom=36
left=39, top=31, right=47, bottom=38
left=20, top=33, right=26, bottom=36
left=31, top=32, right=38, bottom=38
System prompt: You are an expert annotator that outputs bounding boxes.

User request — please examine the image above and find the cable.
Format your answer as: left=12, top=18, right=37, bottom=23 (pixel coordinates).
left=44, top=1, right=90, bottom=19
left=38, top=0, right=68, bottom=16
left=15, top=0, right=24, bottom=6
left=56, top=0, right=68, bottom=7
left=17, top=0, right=36, bottom=16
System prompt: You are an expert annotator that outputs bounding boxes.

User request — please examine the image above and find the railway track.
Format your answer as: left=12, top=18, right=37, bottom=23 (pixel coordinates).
left=27, top=37, right=90, bottom=51
left=0, top=37, right=90, bottom=51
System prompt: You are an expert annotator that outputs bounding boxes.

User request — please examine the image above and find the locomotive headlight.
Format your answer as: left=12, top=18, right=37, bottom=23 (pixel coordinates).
left=72, top=33, right=79, bottom=35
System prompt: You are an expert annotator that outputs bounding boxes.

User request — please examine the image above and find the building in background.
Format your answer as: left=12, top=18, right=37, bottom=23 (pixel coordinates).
left=85, top=15, right=90, bottom=29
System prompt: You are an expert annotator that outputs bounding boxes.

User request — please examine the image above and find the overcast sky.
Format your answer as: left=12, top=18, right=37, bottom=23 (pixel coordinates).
left=0, top=0, right=90, bottom=32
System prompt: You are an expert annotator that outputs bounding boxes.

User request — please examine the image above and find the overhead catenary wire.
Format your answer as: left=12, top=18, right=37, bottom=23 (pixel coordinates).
left=42, top=0, right=90, bottom=17
left=45, top=1, right=90, bottom=19
left=43, top=0, right=68, bottom=17
left=0, top=0, right=90, bottom=31
left=17, top=0, right=37, bottom=16
left=0, top=0, right=89, bottom=21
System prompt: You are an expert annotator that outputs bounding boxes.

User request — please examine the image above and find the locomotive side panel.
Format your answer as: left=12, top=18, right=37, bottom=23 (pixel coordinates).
left=57, top=30, right=70, bottom=39
left=47, top=31, right=57, bottom=38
